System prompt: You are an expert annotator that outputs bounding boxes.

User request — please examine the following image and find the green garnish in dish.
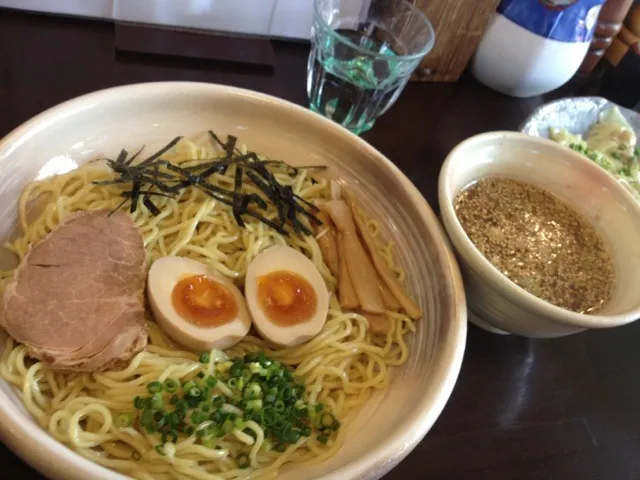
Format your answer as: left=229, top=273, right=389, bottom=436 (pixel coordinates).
left=130, top=351, right=340, bottom=460
left=549, top=107, right=640, bottom=200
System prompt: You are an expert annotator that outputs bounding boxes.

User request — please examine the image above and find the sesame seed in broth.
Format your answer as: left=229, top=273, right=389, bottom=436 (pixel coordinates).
left=453, top=178, right=615, bottom=314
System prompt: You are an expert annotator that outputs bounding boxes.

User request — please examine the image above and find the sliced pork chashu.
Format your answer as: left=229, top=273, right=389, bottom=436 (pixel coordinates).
left=1, top=210, right=148, bottom=371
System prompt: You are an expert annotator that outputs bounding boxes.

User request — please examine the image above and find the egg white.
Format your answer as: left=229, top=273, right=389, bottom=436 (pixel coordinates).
left=147, top=256, right=251, bottom=351
left=245, top=245, right=329, bottom=347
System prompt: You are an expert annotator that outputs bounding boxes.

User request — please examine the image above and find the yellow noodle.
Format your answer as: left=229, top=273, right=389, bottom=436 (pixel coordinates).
left=0, top=137, right=416, bottom=479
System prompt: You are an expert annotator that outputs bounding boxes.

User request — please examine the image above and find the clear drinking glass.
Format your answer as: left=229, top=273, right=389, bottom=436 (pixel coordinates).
left=307, top=0, right=435, bottom=134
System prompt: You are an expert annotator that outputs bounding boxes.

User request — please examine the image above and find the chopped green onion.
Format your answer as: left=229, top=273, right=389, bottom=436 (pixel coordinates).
left=200, top=352, right=211, bottom=363
left=150, top=392, right=164, bottom=410
left=293, top=384, right=305, bottom=397
left=317, top=434, right=328, bottom=444
left=236, top=452, right=250, bottom=469
left=191, top=411, right=208, bottom=424
left=315, top=403, right=325, bottom=412
left=115, top=412, right=134, bottom=428
left=260, top=406, right=276, bottom=426
left=246, top=399, right=263, bottom=411
left=133, top=396, right=144, bottom=409
left=167, top=412, right=180, bottom=429
left=188, top=387, right=202, bottom=398
left=274, top=443, right=287, bottom=453
left=228, top=378, right=238, bottom=389
left=141, top=409, right=154, bottom=431
left=182, top=380, right=197, bottom=392
left=234, top=418, right=246, bottom=429
left=154, top=444, right=166, bottom=456
left=274, top=400, right=285, bottom=412
left=147, top=381, right=163, bottom=394
left=258, top=352, right=272, bottom=367
left=202, top=439, right=216, bottom=448
left=163, top=378, right=179, bottom=393
left=244, top=352, right=259, bottom=363
left=319, top=412, right=339, bottom=430
left=281, top=386, right=293, bottom=402
left=281, top=428, right=301, bottom=444
left=154, top=411, right=166, bottom=429
left=230, top=364, right=243, bottom=378
left=185, top=426, right=195, bottom=436
left=196, top=372, right=205, bottom=379
left=205, top=376, right=217, bottom=388
left=222, top=419, right=234, bottom=434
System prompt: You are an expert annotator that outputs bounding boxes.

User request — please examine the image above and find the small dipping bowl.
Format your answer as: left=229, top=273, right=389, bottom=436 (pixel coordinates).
left=438, top=131, right=640, bottom=337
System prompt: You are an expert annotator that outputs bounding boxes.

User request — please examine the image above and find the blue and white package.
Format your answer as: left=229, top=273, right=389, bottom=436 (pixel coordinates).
left=497, top=0, right=605, bottom=43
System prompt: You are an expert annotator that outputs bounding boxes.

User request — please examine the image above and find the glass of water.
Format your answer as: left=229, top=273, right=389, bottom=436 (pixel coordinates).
left=307, top=0, right=435, bottom=134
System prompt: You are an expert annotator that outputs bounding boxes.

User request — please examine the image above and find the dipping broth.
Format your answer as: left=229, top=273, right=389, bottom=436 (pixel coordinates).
left=453, top=177, right=615, bottom=314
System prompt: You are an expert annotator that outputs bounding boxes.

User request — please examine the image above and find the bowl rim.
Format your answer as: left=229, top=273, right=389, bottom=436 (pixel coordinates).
left=0, top=81, right=467, bottom=480
left=438, top=130, right=640, bottom=330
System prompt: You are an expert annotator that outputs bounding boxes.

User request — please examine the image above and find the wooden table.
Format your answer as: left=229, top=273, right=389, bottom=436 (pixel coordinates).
left=1, top=8, right=639, bottom=480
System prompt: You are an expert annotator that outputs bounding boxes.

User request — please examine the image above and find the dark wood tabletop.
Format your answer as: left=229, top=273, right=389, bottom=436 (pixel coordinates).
left=1, top=8, right=639, bottom=480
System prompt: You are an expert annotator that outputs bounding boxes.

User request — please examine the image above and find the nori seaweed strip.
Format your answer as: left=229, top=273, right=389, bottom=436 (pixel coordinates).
left=199, top=160, right=234, bottom=178
left=100, top=132, right=322, bottom=233
left=143, top=195, right=161, bottom=216
left=231, top=166, right=245, bottom=227
left=129, top=181, right=141, bottom=214
left=208, top=131, right=228, bottom=150
left=244, top=170, right=276, bottom=201
left=125, top=145, right=145, bottom=165
left=156, top=160, right=236, bottom=197
left=250, top=162, right=321, bottom=224
left=225, top=136, right=237, bottom=159
left=282, top=186, right=313, bottom=235
left=209, top=131, right=241, bottom=155
left=199, top=188, right=286, bottom=234
left=108, top=197, right=129, bottom=217
left=246, top=164, right=317, bottom=228
left=116, top=149, right=128, bottom=165
left=138, top=136, right=183, bottom=167
left=293, top=193, right=320, bottom=212
left=93, top=178, right=130, bottom=186
left=182, top=159, right=232, bottom=173
left=248, top=168, right=286, bottom=225
left=244, top=193, right=267, bottom=210
left=217, top=135, right=237, bottom=175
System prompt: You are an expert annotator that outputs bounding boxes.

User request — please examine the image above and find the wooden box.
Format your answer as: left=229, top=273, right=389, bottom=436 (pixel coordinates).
left=410, top=0, right=501, bottom=82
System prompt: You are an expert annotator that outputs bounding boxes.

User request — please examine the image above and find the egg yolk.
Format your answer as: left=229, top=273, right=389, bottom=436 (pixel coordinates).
left=257, top=271, right=317, bottom=326
left=172, top=275, right=238, bottom=327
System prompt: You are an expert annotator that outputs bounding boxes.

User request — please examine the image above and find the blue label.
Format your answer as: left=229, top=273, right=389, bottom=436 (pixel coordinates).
left=498, top=0, right=605, bottom=43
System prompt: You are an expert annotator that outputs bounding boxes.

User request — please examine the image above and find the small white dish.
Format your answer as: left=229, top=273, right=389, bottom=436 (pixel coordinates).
left=439, top=131, right=640, bottom=338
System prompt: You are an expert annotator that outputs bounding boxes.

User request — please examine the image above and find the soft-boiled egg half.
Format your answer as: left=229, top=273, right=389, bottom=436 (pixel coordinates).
left=245, top=245, right=329, bottom=347
left=147, top=256, right=251, bottom=351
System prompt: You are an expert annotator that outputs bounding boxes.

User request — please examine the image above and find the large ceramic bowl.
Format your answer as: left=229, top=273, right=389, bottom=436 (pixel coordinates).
left=0, top=83, right=466, bottom=480
left=439, top=131, right=640, bottom=338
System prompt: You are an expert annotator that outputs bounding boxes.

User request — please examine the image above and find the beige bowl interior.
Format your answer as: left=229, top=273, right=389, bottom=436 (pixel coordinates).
left=0, top=83, right=466, bottom=480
